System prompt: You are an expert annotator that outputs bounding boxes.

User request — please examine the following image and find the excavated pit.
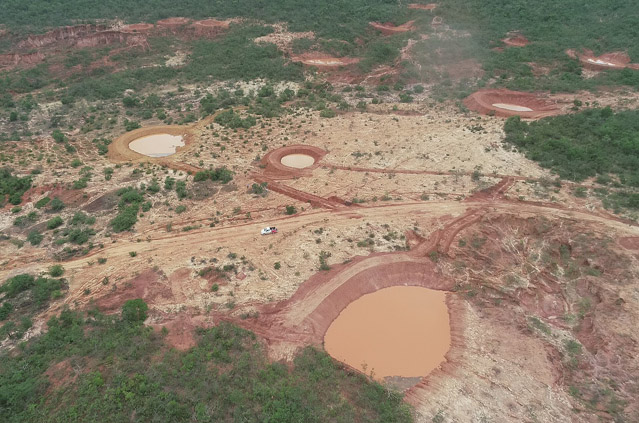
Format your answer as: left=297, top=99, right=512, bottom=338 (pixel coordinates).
left=261, top=145, right=326, bottom=178
left=464, top=89, right=562, bottom=118
left=324, top=286, right=450, bottom=383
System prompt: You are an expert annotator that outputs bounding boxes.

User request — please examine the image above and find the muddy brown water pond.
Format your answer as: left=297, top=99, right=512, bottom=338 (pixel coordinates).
left=128, top=134, right=184, bottom=157
left=280, top=154, right=315, bottom=168
left=324, top=286, right=450, bottom=382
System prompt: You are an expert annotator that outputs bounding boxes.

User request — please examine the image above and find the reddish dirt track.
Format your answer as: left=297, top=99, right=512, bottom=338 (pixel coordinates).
left=463, top=89, right=563, bottom=119
left=252, top=175, right=345, bottom=209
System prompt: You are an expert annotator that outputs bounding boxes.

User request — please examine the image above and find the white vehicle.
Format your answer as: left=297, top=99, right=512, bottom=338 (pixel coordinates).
left=261, top=226, right=278, bottom=235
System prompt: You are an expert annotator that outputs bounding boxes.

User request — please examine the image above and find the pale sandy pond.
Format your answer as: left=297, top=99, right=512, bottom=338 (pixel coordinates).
left=280, top=154, right=315, bottom=168
left=492, top=103, right=533, bottom=112
left=129, top=134, right=184, bottom=157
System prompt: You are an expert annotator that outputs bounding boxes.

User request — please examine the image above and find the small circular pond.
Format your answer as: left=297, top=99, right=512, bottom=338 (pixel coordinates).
left=128, top=134, right=184, bottom=157
left=280, top=154, right=315, bottom=169
left=324, top=286, right=450, bottom=381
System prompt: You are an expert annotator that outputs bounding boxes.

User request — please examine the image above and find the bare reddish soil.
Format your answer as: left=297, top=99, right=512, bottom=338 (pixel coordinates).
left=464, top=89, right=563, bottom=118
left=75, top=31, right=149, bottom=50
left=438, top=58, right=484, bottom=80
left=408, top=3, right=438, bottom=10
left=0, top=52, right=45, bottom=70
left=369, top=20, right=416, bottom=35
left=502, top=32, right=529, bottom=47
left=95, top=269, right=174, bottom=312
left=569, top=49, right=639, bottom=71
left=3, top=18, right=230, bottom=71
left=619, top=236, right=639, bottom=250
left=44, top=359, right=78, bottom=393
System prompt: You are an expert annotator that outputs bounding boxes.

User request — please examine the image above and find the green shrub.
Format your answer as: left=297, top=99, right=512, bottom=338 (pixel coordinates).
left=34, top=196, right=50, bottom=209
left=320, top=108, right=336, bottom=118
left=49, top=264, right=64, bottom=277
left=194, top=167, right=233, bottom=184
left=49, top=197, right=65, bottom=211
left=214, top=109, right=256, bottom=129
left=121, top=299, right=148, bottom=323
left=111, top=205, right=139, bottom=232
left=69, top=211, right=95, bottom=226
left=285, top=205, right=297, bottom=215
left=0, top=168, right=32, bottom=205
left=0, top=302, right=13, bottom=320
left=51, top=129, right=66, bottom=143
left=0, top=274, right=35, bottom=297
left=47, top=216, right=64, bottom=230
left=27, top=230, right=43, bottom=245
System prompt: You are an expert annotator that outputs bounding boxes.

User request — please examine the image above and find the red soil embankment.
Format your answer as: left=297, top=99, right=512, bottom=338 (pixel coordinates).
left=75, top=31, right=149, bottom=50
left=252, top=253, right=456, bottom=357
left=260, top=145, right=326, bottom=179
left=0, top=52, right=45, bottom=69
left=17, top=24, right=105, bottom=49
left=463, top=89, right=562, bottom=119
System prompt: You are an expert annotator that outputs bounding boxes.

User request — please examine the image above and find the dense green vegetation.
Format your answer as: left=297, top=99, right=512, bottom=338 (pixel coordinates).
left=0, top=273, right=67, bottom=341
left=0, top=168, right=32, bottom=205
left=0, top=305, right=412, bottom=422
left=504, top=108, right=639, bottom=210
left=110, top=187, right=147, bottom=233
left=0, top=0, right=406, bottom=40
left=427, top=0, right=639, bottom=91
left=193, top=167, right=233, bottom=184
